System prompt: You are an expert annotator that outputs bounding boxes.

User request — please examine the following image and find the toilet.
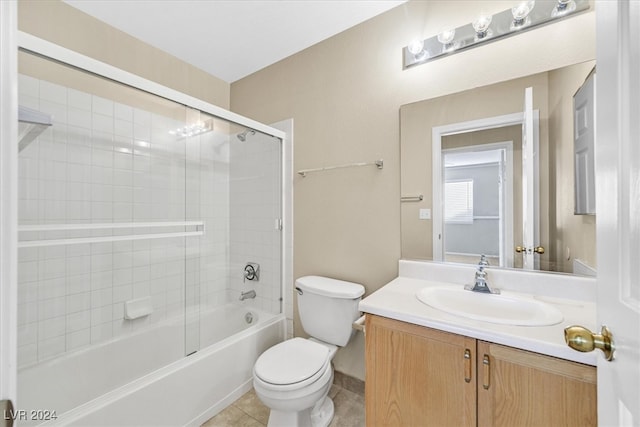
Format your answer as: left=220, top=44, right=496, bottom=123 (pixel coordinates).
left=252, top=276, right=365, bottom=427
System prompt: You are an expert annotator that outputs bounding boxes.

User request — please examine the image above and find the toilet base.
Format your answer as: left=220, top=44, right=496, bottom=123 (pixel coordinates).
left=311, top=396, right=334, bottom=427
left=267, top=396, right=335, bottom=427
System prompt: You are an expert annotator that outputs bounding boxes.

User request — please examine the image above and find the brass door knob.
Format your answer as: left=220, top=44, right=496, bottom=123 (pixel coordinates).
left=515, top=246, right=545, bottom=254
left=564, top=325, right=614, bottom=361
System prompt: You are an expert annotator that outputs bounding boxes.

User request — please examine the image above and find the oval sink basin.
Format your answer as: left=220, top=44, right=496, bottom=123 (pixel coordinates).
left=416, top=287, right=563, bottom=326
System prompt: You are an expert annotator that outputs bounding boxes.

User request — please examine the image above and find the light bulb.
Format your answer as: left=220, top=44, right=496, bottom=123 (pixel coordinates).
left=552, top=0, right=576, bottom=17
left=472, top=14, right=492, bottom=39
left=512, top=1, right=535, bottom=26
left=407, top=39, right=424, bottom=56
left=407, top=39, right=427, bottom=61
left=437, top=28, right=456, bottom=45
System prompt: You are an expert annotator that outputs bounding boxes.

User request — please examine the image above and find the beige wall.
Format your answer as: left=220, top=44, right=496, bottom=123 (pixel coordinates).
left=19, top=52, right=189, bottom=122
left=18, top=0, right=230, bottom=109
left=231, top=1, right=595, bottom=380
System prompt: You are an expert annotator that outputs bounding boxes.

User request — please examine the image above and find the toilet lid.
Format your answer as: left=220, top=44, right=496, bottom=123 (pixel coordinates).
left=254, top=338, right=330, bottom=386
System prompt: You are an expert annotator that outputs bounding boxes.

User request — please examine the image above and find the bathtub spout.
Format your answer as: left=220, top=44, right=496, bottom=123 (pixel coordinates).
left=240, top=290, right=256, bottom=301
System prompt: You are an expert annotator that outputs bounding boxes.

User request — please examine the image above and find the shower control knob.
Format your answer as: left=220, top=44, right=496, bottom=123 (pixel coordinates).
left=244, top=262, right=260, bottom=282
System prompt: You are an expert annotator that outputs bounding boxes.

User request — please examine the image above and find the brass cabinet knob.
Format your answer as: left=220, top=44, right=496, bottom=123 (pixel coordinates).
left=533, top=246, right=545, bottom=254
left=564, top=325, right=614, bottom=361
left=515, top=246, right=525, bottom=253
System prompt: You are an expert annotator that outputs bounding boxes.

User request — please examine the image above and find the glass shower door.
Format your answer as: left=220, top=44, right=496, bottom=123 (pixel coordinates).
left=188, top=108, right=283, bottom=352
left=229, top=125, right=282, bottom=316
left=16, top=50, right=194, bottom=419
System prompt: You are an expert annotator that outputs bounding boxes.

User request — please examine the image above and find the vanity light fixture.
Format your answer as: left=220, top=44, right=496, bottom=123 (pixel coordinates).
left=552, top=0, right=577, bottom=18
left=436, top=28, right=457, bottom=52
left=403, top=0, right=589, bottom=69
left=437, top=28, right=456, bottom=53
left=511, top=1, right=536, bottom=28
left=407, top=38, right=427, bottom=61
left=472, top=14, right=493, bottom=40
left=437, top=28, right=455, bottom=45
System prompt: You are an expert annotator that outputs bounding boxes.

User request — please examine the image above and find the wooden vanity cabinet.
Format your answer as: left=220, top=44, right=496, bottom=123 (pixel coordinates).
left=365, top=315, right=477, bottom=426
left=365, top=315, right=597, bottom=427
left=477, top=341, right=597, bottom=427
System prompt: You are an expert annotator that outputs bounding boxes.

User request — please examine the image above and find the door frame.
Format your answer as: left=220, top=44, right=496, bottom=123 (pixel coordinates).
left=441, top=141, right=514, bottom=267
left=0, top=0, right=18, bottom=409
left=432, top=111, right=539, bottom=268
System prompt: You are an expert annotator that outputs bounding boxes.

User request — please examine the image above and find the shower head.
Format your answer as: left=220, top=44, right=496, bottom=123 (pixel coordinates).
left=237, top=129, right=255, bottom=141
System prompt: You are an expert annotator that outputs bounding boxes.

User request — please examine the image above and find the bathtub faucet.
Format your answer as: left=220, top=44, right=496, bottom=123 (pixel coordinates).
left=240, top=290, right=257, bottom=301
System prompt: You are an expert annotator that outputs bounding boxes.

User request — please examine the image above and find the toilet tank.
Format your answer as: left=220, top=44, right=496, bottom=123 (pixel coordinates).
left=296, top=276, right=365, bottom=347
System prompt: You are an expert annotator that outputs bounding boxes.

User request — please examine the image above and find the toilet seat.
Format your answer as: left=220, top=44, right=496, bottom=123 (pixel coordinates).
left=254, top=338, right=331, bottom=392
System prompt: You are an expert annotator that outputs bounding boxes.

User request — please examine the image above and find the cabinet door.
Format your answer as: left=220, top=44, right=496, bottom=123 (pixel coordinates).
left=365, top=315, right=476, bottom=427
left=477, top=341, right=597, bottom=427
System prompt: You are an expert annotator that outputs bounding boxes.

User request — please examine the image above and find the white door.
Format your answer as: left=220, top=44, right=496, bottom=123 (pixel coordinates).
left=0, top=0, right=18, bottom=420
left=593, top=1, right=640, bottom=424
left=520, top=87, right=541, bottom=270
left=498, top=149, right=506, bottom=267
left=574, top=70, right=596, bottom=215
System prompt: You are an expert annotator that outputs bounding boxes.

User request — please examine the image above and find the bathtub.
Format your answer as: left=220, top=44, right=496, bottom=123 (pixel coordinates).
left=17, top=304, right=285, bottom=426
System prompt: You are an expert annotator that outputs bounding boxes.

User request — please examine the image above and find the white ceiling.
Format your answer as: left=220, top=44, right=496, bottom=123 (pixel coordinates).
left=63, top=0, right=407, bottom=83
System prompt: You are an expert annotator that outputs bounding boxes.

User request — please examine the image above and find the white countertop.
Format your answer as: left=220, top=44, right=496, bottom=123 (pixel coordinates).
left=359, top=275, right=598, bottom=366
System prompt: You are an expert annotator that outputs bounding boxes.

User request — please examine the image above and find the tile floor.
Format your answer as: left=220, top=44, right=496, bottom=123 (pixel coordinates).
left=201, top=384, right=365, bottom=427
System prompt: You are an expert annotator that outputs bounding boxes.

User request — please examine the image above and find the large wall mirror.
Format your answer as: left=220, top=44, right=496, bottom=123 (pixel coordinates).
left=400, top=59, right=596, bottom=276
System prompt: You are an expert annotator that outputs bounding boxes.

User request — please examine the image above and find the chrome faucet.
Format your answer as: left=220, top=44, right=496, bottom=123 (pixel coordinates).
left=239, top=290, right=256, bottom=301
left=478, top=254, right=490, bottom=267
left=465, top=261, right=500, bottom=294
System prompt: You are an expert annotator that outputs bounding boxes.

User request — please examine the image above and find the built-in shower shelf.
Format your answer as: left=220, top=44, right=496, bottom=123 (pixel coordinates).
left=18, top=221, right=205, bottom=248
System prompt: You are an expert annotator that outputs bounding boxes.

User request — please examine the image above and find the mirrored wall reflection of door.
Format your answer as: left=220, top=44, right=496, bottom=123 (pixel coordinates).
left=432, top=115, right=527, bottom=269
left=436, top=89, right=543, bottom=271
left=442, top=142, right=514, bottom=268
left=401, top=60, right=597, bottom=275
left=520, top=86, right=541, bottom=270
left=435, top=105, right=540, bottom=271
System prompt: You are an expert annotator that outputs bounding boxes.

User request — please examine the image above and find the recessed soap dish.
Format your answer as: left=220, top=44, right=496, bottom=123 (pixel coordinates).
left=124, top=296, right=153, bottom=320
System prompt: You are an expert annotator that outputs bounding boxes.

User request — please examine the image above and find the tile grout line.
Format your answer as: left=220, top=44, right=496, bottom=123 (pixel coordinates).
left=203, top=384, right=363, bottom=426
left=235, top=405, right=262, bottom=426
left=230, top=400, right=266, bottom=426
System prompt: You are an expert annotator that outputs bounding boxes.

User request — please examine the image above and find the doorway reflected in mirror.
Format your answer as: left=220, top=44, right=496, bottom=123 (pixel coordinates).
left=400, top=60, right=596, bottom=275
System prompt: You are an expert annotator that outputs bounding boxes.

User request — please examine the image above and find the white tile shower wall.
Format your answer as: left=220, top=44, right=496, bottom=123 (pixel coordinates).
left=229, top=132, right=281, bottom=315
left=17, top=75, right=230, bottom=367
left=185, top=128, right=230, bottom=353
